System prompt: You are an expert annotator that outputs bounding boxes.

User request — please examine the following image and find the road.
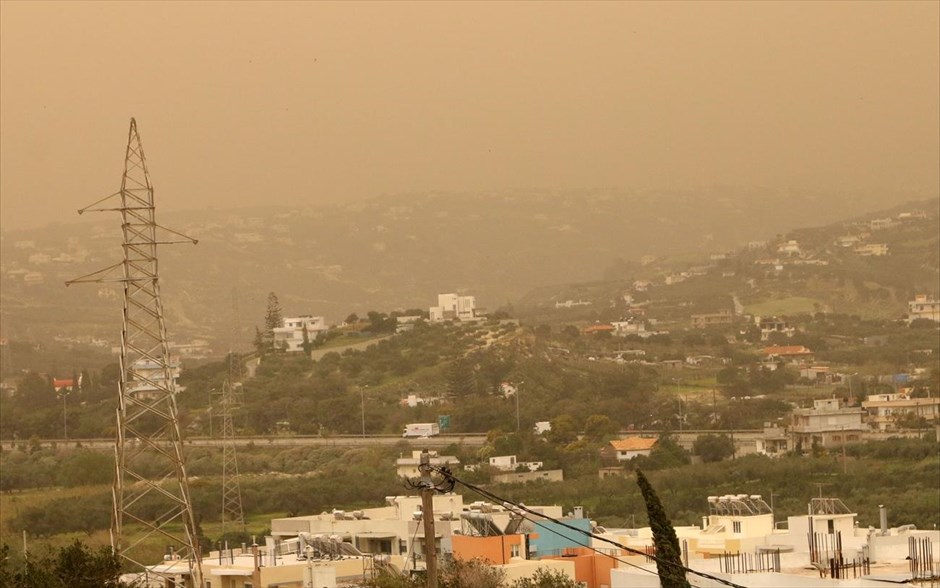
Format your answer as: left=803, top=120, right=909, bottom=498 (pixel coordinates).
left=22, top=433, right=488, bottom=451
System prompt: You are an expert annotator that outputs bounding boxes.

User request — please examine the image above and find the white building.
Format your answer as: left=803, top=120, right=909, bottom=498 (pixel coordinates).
left=611, top=319, right=647, bottom=338
left=862, top=392, right=940, bottom=431
left=273, top=315, right=328, bottom=352
left=395, top=450, right=460, bottom=478
left=487, top=455, right=543, bottom=472
left=854, top=243, right=888, bottom=256
left=429, top=293, right=477, bottom=322
left=126, top=357, right=181, bottom=400
left=790, top=398, right=867, bottom=450
left=908, top=294, right=940, bottom=323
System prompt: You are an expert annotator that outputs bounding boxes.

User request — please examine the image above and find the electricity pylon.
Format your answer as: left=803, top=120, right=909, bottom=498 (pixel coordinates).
left=219, top=378, right=245, bottom=534
left=218, top=289, right=246, bottom=534
left=67, top=118, right=204, bottom=586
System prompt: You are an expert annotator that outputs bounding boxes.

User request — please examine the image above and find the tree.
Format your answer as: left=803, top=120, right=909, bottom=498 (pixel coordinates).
left=447, top=358, right=478, bottom=397
left=635, top=469, right=690, bottom=588
left=692, top=434, right=734, bottom=463
left=584, top=414, right=616, bottom=441
left=261, top=292, right=283, bottom=353
left=439, top=558, right=504, bottom=588
left=642, top=433, right=690, bottom=470
left=345, top=313, right=360, bottom=325
left=0, top=539, right=125, bottom=587
left=301, top=324, right=313, bottom=354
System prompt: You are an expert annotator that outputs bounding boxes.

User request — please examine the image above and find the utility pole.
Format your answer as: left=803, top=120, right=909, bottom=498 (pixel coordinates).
left=361, top=386, right=367, bottom=438
left=419, top=451, right=438, bottom=588
left=712, top=388, right=718, bottom=428
left=841, top=425, right=847, bottom=475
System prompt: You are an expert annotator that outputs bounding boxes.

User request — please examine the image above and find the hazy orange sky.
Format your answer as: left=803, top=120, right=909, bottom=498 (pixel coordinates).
left=1, top=1, right=938, bottom=230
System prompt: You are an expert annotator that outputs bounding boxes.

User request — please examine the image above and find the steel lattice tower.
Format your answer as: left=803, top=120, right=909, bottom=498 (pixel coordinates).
left=67, top=118, right=204, bottom=586
left=219, top=378, right=245, bottom=533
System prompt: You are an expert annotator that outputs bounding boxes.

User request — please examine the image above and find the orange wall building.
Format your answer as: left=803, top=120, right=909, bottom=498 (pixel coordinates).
left=450, top=534, right=527, bottom=565
left=544, top=547, right=619, bottom=588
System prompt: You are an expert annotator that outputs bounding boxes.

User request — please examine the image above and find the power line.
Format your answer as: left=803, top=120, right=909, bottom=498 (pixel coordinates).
left=431, top=466, right=746, bottom=588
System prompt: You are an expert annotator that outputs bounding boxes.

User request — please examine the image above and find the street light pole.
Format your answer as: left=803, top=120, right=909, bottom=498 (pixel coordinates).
left=361, top=387, right=366, bottom=438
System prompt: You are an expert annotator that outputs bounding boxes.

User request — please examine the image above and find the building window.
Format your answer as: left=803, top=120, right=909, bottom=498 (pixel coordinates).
left=511, top=544, right=521, bottom=558
left=732, top=521, right=742, bottom=533
left=827, top=520, right=835, bottom=534
left=832, top=435, right=841, bottom=442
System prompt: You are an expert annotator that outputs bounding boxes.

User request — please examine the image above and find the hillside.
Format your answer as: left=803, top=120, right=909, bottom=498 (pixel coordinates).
left=1, top=188, right=933, bottom=352
left=513, top=198, right=940, bottom=326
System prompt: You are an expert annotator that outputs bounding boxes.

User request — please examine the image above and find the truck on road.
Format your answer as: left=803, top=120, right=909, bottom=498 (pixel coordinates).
left=402, top=422, right=440, bottom=438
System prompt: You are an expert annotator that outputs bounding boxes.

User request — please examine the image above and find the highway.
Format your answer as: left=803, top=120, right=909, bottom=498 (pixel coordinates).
left=23, top=433, right=488, bottom=451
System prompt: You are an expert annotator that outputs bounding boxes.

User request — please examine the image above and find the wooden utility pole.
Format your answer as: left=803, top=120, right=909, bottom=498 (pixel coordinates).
left=420, top=451, right=438, bottom=588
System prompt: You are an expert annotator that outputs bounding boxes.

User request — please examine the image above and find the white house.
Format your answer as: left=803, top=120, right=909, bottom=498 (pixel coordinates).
left=273, top=316, right=327, bottom=352
left=611, top=319, right=647, bottom=338
left=862, top=392, right=940, bottom=431
left=126, top=357, right=181, bottom=400
left=487, top=455, right=543, bottom=472
left=909, top=294, right=940, bottom=323
left=430, top=293, right=477, bottom=322
left=789, top=398, right=867, bottom=450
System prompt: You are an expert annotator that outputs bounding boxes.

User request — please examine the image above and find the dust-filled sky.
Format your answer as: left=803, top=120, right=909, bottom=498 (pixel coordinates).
left=1, top=1, right=938, bottom=230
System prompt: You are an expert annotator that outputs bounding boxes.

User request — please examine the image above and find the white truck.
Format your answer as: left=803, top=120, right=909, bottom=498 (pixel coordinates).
left=402, top=422, right=440, bottom=438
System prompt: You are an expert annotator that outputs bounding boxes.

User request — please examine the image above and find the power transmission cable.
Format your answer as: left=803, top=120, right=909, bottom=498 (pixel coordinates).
left=430, top=466, right=746, bottom=588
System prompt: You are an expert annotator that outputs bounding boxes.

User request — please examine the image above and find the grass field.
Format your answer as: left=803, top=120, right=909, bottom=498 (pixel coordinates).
left=744, top=296, right=822, bottom=316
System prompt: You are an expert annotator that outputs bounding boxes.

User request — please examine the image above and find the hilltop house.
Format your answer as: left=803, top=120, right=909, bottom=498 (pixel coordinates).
left=273, top=315, right=327, bottom=352
left=430, top=293, right=477, bottom=322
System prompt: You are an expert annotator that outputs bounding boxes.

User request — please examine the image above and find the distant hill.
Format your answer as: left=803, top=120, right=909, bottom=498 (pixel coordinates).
left=514, top=197, right=940, bottom=325
left=0, top=188, right=935, bottom=351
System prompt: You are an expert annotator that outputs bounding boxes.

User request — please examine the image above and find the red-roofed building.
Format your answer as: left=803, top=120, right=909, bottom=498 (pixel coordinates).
left=605, top=437, right=658, bottom=461
left=762, top=345, right=813, bottom=360
left=53, top=377, right=80, bottom=393
left=581, top=324, right=614, bottom=335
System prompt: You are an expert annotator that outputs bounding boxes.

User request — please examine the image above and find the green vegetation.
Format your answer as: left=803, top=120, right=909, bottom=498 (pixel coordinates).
left=0, top=540, right=124, bottom=587
left=365, top=559, right=579, bottom=588
left=744, top=297, right=822, bottom=317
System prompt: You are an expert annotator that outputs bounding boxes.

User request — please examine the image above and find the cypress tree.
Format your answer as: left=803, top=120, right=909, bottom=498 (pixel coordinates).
left=636, top=469, right=690, bottom=588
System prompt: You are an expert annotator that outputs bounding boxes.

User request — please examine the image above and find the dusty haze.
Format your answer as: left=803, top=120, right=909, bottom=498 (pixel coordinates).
left=1, top=1, right=938, bottom=230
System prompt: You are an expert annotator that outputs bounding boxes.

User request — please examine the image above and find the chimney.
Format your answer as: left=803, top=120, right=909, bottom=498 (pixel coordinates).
left=879, top=505, right=888, bottom=535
